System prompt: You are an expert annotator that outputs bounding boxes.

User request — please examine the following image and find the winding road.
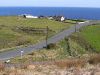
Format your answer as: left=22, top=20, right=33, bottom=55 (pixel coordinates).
left=0, top=20, right=99, bottom=60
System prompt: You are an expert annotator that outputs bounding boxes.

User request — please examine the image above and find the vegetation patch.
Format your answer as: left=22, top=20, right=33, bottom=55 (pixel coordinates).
left=54, top=59, right=86, bottom=69
left=79, top=25, right=100, bottom=52
left=0, top=16, right=73, bottom=51
left=12, top=26, right=54, bottom=36
left=10, top=38, right=86, bottom=63
left=70, top=33, right=95, bottom=52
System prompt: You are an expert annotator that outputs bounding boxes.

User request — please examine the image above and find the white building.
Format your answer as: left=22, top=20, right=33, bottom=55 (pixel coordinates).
left=53, top=16, right=65, bottom=22
left=23, top=14, right=38, bottom=19
left=48, top=16, right=53, bottom=20
left=61, top=16, right=65, bottom=21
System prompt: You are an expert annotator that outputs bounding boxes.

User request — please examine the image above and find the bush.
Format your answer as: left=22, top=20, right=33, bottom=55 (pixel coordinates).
left=88, top=54, right=100, bottom=65
left=0, top=61, right=5, bottom=71
left=54, top=59, right=86, bottom=69
left=46, top=43, right=57, bottom=49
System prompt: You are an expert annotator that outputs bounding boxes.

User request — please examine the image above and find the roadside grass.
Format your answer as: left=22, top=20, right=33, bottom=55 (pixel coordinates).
left=79, top=25, right=100, bottom=52
left=10, top=24, right=100, bottom=63
left=88, top=54, right=100, bottom=65
left=0, top=16, right=73, bottom=51
left=10, top=38, right=86, bottom=63
left=64, top=20, right=77, bottom=24
left=54, top=59, right=86, bottom=69
left=1, top=23, right=100, bottom=74
left=1, top=55, right=100, bottom=75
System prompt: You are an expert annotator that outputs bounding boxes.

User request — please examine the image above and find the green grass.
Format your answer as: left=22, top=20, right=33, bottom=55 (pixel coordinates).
left=10, top=25, right=100, bottom=63
left=65, top=20, right=77, bottom=24
left=10, top=38, right=86, bottom=63
left=0, top=16, right=72, bottom=32
left=80, top=25, right=100, bottom=52
left=0, top=16, right=73, bottom=51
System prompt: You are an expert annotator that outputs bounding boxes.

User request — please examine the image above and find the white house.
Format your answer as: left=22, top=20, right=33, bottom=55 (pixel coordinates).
left=61, top=16, right=65, bottom=21
left=53, top=16, right=65, bottom=22
left=23, top=14, right=38, bottom=19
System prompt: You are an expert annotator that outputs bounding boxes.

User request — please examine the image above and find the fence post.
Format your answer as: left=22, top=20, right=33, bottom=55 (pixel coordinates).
left=75, top=24, right=77, bottom=32
left=46, top=26, right=49, bottom=49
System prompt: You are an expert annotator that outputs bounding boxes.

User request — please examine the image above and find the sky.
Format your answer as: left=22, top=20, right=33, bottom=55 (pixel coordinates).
left=0, top=0, right=100, bottom=8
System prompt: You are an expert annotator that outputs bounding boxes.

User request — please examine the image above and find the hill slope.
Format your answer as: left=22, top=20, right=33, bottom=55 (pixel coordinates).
left=0, top=16, right=73, bottom=50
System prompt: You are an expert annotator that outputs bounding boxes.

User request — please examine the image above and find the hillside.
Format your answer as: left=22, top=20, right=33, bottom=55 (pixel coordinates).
left=79, top=25, right=100, bottom=52
left=10, top=24, right=100, bottom=63
left=1, top=20, right=100, bottom=75
left=70, top=25, right=100, bottom=52
left=0, top=16, right=73, bottom=51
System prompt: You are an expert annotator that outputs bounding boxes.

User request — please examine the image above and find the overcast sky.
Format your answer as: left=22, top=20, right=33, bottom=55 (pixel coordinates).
left=0, top=0, right=100, bottom=8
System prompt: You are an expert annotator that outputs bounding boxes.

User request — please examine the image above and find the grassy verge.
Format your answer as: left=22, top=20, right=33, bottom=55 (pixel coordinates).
left=10, top=24, right=100, bottom=63
left=79, top=25, right=100, bottom=52
left=10, top=37, right=86, bottom=63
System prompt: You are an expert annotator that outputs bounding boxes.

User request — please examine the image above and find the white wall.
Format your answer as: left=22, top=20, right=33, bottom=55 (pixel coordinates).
left=61, top=17, right=65, bottom=21
left=26, top=15, right=38, bottom=18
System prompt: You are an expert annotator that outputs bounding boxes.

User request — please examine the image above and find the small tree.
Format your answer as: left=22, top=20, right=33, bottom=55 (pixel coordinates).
left=46, top=43, right=57, bottom=49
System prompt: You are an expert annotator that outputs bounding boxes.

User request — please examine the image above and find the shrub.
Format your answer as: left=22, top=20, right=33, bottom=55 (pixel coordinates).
left=88, top=54, right=100, bottom=65
left=0, top=61, right=5, bottom=71
left=54, top=59, right=86, bottom=69
left=46, top=43, right=57, bottom=49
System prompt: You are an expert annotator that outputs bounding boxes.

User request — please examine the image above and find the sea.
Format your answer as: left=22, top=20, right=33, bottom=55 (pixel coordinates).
left=0, top=7, right=100, bottom=20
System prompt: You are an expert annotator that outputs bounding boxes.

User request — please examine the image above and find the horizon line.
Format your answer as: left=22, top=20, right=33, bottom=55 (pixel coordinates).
left=0, top=6, right=100, bottom=8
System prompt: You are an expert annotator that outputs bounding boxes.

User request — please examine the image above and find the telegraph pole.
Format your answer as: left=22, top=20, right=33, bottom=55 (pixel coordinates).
left=75, top=24, right=77, bottom=32
left=75, top=21, right=78, bottom=32
left=46, top=26, right=49, bottom=49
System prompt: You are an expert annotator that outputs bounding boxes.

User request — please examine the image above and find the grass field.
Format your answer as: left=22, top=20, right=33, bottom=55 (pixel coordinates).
left=0, top=16, right=73, bottom=51
left=8, top=23, right=100, bottom=70
left=10, top=24, right=100, bottom=63
left=0, top=16, right=73, bottom=31
left=80, top=25, right=100, bottom=52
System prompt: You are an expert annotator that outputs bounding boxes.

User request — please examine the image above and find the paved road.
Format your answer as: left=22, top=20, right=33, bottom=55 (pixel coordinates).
left=0, top=20, right=99, bottom=60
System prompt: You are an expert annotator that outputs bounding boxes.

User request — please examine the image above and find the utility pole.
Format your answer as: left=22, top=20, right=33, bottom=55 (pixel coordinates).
left=46, top=26, right=49, bottom=49
left=75, top=24, right=76, bottom=32
left=75, top=21, right=78, bottom=32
